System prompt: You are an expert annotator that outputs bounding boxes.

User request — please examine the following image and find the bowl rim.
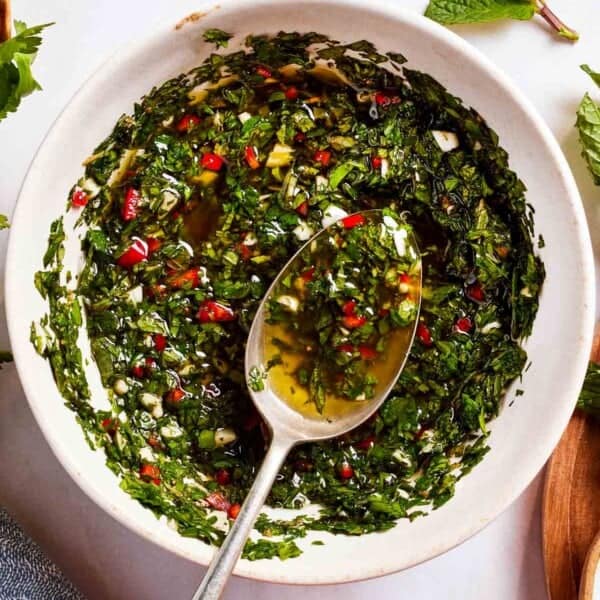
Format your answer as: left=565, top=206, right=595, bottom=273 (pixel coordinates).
left=5, top=0, right=595, bottom=585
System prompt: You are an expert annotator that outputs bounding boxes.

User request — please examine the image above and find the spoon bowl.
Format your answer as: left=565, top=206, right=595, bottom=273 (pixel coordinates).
left=193, top=209, right=421, bottom=599
left=247, top=209, right=422, bottom=441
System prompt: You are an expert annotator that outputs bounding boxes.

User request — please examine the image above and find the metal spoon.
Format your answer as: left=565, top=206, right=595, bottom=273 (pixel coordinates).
left=193, top=209, right=422, bottom=600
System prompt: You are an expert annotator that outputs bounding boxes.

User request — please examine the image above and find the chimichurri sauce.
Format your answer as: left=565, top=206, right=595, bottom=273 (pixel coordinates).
left=32, top=31, right=545, bottom=560
left=263, top=210, right=420, bottom=417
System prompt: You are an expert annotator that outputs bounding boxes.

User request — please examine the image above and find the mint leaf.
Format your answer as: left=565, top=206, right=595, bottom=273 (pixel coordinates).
left=577, top=362, right=600, bottom=420
left=582, top=64, right=600, bottom=89
left=424, top=0, right=578, bottom=41
left=424, top=0, right=534, bottom=24
left=576, top=93, right=600, bottom=185
left=0, top=21, right=53, bottom=121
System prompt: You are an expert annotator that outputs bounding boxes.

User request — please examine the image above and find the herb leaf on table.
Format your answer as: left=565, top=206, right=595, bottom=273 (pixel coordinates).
left=577, top=65, right=600, bottom=185
left=425, top=0, right=535, bottom=24
left=424, top=0, right=578, bottom=42
left=578, top=363, right=600, bottom=419
left=0, top=20, right=52, bottom=122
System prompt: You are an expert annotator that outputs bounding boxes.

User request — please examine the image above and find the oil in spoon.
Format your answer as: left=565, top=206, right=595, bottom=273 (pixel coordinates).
left=262, top=209, right=421, bottom=421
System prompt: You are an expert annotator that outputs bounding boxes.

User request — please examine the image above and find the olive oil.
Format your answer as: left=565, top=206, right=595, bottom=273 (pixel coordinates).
left=264, top=320, right=415, bottom=420
left=260, top=211, right=421, bottom=418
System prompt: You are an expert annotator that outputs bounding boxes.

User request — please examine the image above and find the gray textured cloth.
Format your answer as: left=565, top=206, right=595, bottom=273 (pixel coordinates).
left=0, top=508, right=83, bottom=600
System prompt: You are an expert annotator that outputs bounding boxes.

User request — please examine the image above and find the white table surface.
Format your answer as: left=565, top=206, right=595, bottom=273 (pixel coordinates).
left=0, top=1, right=598, bottom=598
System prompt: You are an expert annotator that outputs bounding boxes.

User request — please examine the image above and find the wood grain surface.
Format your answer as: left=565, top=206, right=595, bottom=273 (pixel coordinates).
left=543, top=333, right=600, bottom=600
left=0, top=0, right=10, bottom=43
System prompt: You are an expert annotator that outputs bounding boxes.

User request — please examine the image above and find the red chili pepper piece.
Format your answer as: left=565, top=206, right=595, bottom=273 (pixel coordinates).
left=416, top=322, right=433, bottom=347
left=244, top=146, right=260, bottom=169
left=215, top=468, right=231, bottom=486
left=117, top=237, right=148, bottom=268
left=201, top=152, right=225, bottom=171
left=131, top=364, right=145, bottom=378
left=496, top=246, right=510, bottom=259
left=342, top=314, right=367, bottom=329
left=176, top=113, right=201, bottom=132
left=358, top=344, right=378, bottom=360
left=374, top=92, right=400, bottom=107
left=341, top=214, right=366, bottom=229
left=206, top=492, right=231, bottom=512
left=371, top=156, right=382, bottom=169
left=197, top=300, right=236, bottom=323
left=300, top=266, right=315, bottom=282
left=466, top=281, right=485, bottom=303
left=145, top=357, right=157, bottom=371
left=139, top=464, right=161, bottom=485
left=296, top=201, right=308, bottom=217
left=101, top=418, right=118, bottom=435
left=284, top=85, right=299, bottom=101
left=337, top=343, right=355, bottom=353
left=293, top=132, right=306, bottom=144
left=236, top=242, right=253, bottom=261
left=154, top=334, right=167, bottom=352
left=71, top=188, right=89, bottom=207
left=355, top=435, right=376, bottom=450
left=399, top=273, right=411, bottom=284
left=313, top=149, right=331, bottom=166
left=147, top=434, right=161, bottom=448
left=374, top=91, right=388, bottom=105
left=339, top=463, right=354, bottom=479
left=227, top=503, right=241, bottom=520
left=454, top=316, right=473, bottom=334
left=378, top=307, right=390, bottom=317
left=146, top=237, right=161, bottom=254
left=342, top=300, right=357, bottom=316
left=256, top=65, right=272, bottom=78
left=121, top=187, right=141, bottom=221
left=166, top=388, right=186, bottom=404
left=168, top=267, right=200, bottom=289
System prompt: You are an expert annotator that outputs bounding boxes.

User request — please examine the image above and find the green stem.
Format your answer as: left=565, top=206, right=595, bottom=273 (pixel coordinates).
left=535, top=0, right=579, bottom=42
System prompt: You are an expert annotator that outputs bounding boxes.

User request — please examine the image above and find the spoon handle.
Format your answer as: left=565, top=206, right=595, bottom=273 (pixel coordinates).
left=192, top=435, right=294, bottom=600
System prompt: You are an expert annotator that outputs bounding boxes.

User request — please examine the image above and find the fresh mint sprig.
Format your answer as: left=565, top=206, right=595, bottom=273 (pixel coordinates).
left=0, top=20, right=53, bottom=122
left=424, top=0, right=578, bottom=42
left=577, top=65, right=600, bottom=185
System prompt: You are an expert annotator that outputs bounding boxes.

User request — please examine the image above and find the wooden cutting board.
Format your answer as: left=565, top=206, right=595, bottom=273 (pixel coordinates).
left=0, top=0, right=11, bottom=43
left=543, top=333, right=600, bottom=600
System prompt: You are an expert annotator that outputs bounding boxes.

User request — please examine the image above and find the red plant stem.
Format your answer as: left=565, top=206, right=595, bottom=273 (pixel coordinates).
left=536, top=1, right=579, bottom=41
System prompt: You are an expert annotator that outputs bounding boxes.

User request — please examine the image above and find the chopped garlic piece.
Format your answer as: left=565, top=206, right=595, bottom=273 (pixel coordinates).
left=113, top=379, right=129, bottom=396
left=126, top=285, right=143, bottom=304
left=214, top=428, right=237, bottom=447
left=139, top=447, right=155, bottom=462
left=431, top=130, right=459, bottom=152
left=277, top=294, right=300, bottom=312
left=293, top=221, right=313, bottom=241
left=322, top=205, right=348, bottom=228
left=140, top=393, right=163, bottom=419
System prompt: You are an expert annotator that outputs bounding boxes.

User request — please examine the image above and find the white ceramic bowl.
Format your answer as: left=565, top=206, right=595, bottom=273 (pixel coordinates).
left=6, top=0, right=595, bottom=585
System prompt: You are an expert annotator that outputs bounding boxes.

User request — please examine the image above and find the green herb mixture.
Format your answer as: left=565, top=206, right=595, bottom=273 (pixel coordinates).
left=263, top=210, right=420, bottom=414
left=32, top=31, right=544, bottom=559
